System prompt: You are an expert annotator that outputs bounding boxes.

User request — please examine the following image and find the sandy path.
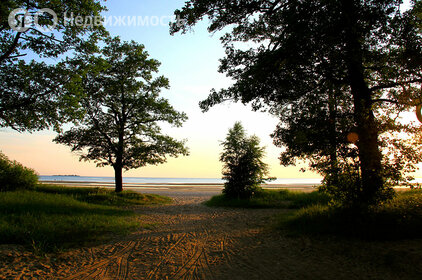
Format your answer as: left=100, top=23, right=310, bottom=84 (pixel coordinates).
left=1, top=193, right=422, bottom=279
left=0, top=194, right=281, bottom=280
left=58, top=195, right=284, bottom=280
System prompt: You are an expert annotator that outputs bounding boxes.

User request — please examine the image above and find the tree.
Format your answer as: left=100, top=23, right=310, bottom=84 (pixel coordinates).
left=1, top=0, right=107, bottom=131
left=220, top=122, right=273, bottom=198
left=54, top=37, right=189, bottom=192
left=171, top=0, right=422, bottom=208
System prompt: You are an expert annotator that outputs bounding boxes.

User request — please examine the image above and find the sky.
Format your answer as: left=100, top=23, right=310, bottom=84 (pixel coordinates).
left=0, top=0, right=420, bottom=179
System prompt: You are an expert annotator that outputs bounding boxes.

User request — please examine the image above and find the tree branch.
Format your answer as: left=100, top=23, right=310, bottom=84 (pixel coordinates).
left=371, top=99, right=400, bottom=105
left=91, top=116, right=117, bottom=153
left=0, top=32, right=22, bottom=63
left=261, top=0, right=284, bottom=16
left=23, top=0, right=41, bottom=10
left=370, top=79, right=422, bottom=92
left=7, top=54, right=27, bottom=59
left=28, top=28, right=64, bottom=43
left=0, top=110, right=20, bottom=131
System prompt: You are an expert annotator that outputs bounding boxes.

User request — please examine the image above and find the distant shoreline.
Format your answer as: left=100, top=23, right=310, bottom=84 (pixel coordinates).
left=39, top=180, right=318, bottom=186
left=51, top=175, right=80, bottom=177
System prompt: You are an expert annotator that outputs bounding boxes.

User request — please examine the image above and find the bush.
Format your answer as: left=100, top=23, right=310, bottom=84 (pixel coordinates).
left=0, top=152, right=38, bottom=191
left=318, top=170, right=394, bottom=209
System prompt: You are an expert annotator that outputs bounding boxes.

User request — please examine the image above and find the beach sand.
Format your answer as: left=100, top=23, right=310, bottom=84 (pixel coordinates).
left=40, top=181, right=319, bottom=195
left=1, top=185, right=421, bottom=279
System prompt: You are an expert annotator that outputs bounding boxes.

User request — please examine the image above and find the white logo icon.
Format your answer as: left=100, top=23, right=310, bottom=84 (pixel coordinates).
left=8, top=8, right=58, bottom=33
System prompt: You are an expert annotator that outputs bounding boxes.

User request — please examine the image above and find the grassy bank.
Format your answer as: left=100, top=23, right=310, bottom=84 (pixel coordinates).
left=278, top=189, right=422, bottom=240
left=0, top=185, right=171, bottom=252
left=205, top=189, right=330, bottom=209
left=206, top=188, right=422, bottom=240
left=36, top=184, right=172, bottom=206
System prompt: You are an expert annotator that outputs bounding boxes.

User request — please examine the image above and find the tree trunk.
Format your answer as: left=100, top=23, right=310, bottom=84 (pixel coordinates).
left=328, top=86, right=339, bottom=186
left=342, top=1, right=384, bottom=207
left=355, top=108, right=384, bottom=205
left=114, top=138, right=124, bottom=193
left=114, top=90, right=126, bottom=193
left=114, top=164, right=123, bottom=193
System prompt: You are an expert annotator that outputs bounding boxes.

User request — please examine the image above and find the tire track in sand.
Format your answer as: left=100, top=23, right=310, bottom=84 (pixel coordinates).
left=56, top=196, right=280, bottom=280
left=145, top=232, right=188, bottom=280
left=63, top=240, right=137, bottom=280
left=167, top=230, right=212, bottom=280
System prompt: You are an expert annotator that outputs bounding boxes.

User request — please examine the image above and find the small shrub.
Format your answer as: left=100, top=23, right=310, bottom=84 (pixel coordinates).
left=0, top=152, right=38, bottom=191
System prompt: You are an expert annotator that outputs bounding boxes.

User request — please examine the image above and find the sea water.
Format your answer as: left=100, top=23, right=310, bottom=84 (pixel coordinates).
left=38, top=176, right=323, bottom=185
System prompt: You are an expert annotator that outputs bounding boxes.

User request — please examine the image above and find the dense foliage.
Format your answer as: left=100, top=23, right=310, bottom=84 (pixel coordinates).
left=0, top=152, right=38, bottom=191
left=54, top=37, right=189, bottom=192
left=172, top=0, right=422, bottom=208
left=0, top=0, right=107, bottom=131
left=220, top=122, right=273, bottom=198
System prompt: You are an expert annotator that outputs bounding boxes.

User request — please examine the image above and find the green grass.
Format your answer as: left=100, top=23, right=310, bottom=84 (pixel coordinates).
left=278, top=189, right=422, bottom=240
left=36, top=184, right=172, bottom=206
left=0, top=185, right=172, bottom=252
left=205, top=189, right=330, bottom=209
left=206, top=188, right=422, bottom=240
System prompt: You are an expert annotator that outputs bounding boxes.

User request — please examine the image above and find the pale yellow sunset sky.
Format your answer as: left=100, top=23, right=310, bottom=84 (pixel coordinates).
left=0, top=102, right=318, bottom=178
left=1, top=0, right=420, bottom=180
